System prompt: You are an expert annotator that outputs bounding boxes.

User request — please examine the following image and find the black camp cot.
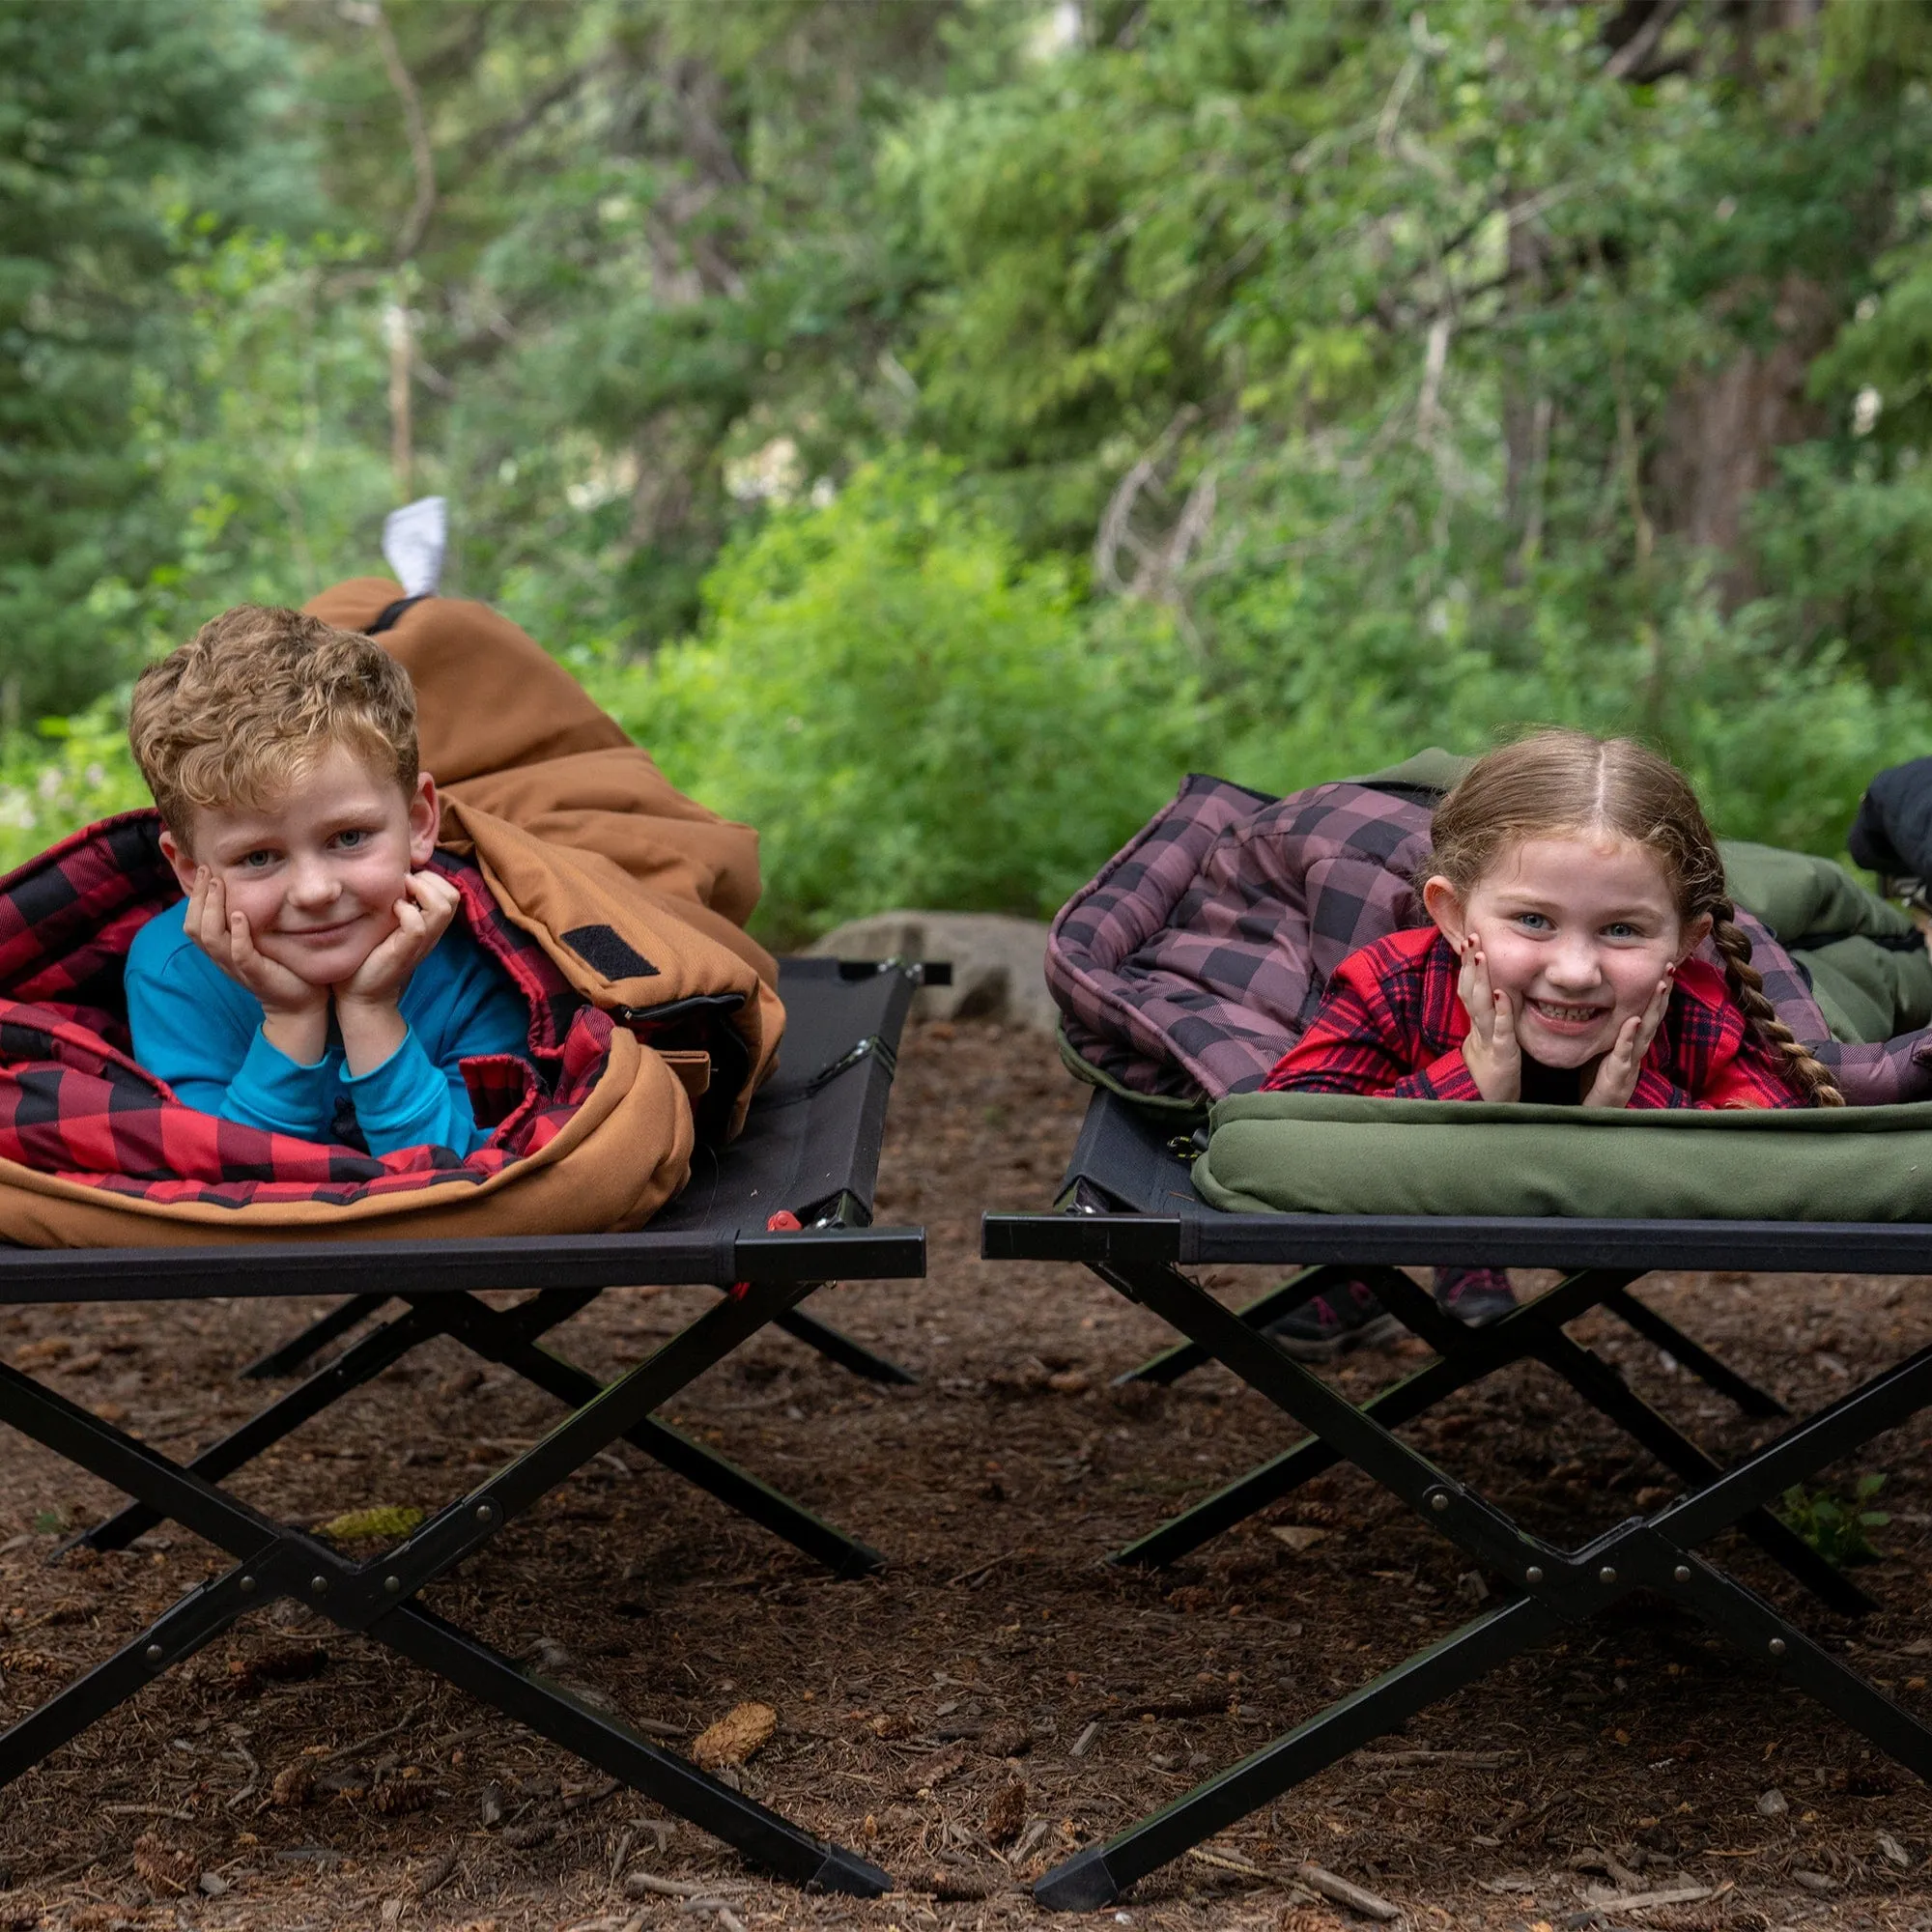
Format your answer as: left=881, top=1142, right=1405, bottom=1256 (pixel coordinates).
left=983, top=1084, right=1932, bottom=1912
left=0, top=955, right=942, bottom=1898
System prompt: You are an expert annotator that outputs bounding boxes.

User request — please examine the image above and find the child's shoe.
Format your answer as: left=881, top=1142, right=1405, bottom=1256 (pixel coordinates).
left=1264, top=1279, right=1401, bottom=1361
left=1435, top=1265, right=1517, bottom=1327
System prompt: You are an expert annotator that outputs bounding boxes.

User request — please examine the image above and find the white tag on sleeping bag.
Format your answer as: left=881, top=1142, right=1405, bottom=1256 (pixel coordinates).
left=382, top=496, right=447, bottom=597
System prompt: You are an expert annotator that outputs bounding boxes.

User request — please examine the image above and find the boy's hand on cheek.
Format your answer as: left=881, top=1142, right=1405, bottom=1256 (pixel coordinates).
left=333, top=870, right=458, bottom=1011
left=1455, top=933, right=1521, bottom=1102
left=185, top=869, right=316, bottom=1007
left=332, top=871, right=458, bottom=1079
left=185, top=867, right=330, bottom=1066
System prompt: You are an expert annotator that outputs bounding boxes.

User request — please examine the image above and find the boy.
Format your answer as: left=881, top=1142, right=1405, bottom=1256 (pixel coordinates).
left=125, top=605, right=529, bottom=1155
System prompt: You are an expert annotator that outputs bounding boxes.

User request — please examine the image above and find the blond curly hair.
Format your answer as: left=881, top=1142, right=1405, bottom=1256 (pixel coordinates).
left=129, top=606, right=419, bottom=849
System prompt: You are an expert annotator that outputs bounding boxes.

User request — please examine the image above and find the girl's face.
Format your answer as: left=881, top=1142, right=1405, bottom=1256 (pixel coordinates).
left=1422, top=834, right=1712, bottom=1069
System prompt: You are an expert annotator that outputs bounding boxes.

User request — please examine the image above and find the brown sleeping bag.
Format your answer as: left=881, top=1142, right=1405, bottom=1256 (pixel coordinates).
left=0, top=580, right=782, bottom=1245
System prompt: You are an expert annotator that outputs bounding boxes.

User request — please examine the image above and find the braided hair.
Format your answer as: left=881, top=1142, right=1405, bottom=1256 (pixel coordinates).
left=1426, top=729, right=1845, bottom=1108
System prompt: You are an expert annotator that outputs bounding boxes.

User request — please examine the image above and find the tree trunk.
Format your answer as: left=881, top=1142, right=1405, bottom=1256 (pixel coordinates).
left=1649, top=273, right=1835, bottom=604
left=1501, top=200, right=1550, bottom=581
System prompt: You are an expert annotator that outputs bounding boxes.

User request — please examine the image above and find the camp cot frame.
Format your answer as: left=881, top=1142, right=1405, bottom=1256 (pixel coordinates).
left=982, top=1086, right=1932, bottom=1911
left=0, top=955, right=937, bottom=1898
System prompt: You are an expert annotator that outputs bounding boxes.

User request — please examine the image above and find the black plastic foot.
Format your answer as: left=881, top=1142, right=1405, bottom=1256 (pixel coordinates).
left=809, top=1846, right=894, bottom=1896
left=1035, top=1845, right=1120, bottom=1912
left=833, top=1542, right=888, bottom=1581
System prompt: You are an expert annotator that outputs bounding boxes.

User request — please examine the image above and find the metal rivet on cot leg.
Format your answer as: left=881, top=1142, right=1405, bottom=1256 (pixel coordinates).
left=475, top=1502, right=496, bottom=1524
left=384, top=1575, right=402, bottom=1594
left=1673, top=1565, right=1691, bottom=1584
left=1770, top=1638, right=1787, bottom=1657
left=1428, top=1490, right=1450, bottom=1513
left=1600, top=1567, right=1617, bottom=1585
left=145, top=1643, right=163, bottom=1663
left=310, top=1576, right=327, bottom=1597
left=1524, top=1566, right=1544, bottom=1586
left=239, top=1576, right=258, bottom=1596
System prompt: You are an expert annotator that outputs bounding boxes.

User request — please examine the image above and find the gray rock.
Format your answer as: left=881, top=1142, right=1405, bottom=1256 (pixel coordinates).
left=806, top=911, right=1057, bottom=1035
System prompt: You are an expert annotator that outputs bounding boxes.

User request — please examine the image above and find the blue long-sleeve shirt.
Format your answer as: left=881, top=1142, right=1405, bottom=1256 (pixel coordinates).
left=124, top=902, right=531, bottom=1156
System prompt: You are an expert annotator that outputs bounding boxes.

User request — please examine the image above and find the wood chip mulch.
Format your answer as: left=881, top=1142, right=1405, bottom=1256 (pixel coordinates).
left=2, top=1018, right=1931, bottom=1928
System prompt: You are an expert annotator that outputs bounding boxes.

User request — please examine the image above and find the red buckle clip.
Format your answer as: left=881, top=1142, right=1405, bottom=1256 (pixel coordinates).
left=730, top=1208, right=803, bottom=1298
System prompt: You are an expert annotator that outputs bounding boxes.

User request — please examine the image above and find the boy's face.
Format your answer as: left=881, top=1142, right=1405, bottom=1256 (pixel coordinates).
left=158, top=741, right=439, bottom=992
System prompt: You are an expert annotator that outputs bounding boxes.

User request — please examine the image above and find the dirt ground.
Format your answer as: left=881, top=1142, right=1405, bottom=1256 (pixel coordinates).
left=4, top=1018, right=1932, bottom=1932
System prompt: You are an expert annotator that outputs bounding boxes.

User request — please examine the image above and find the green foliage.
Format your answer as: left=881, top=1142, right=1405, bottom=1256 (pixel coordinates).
left=588, top=459, right=1202, bottom=942
left=0, top=220, right=400, bottom=882
left=1778, top=1473, right=1891, bottom=1568
left=13, top=0, right=1932, bottom=939
left=0, top=0, right=312, bottom=718
left=0, top=696, right=149, bottom=878
left=315, top=1504, right=426, bottom=1544
left=124, top=224, right=397, bottom=626
left=1212, top=553, right=1932, bottom=861
left=276, top=0, right=975, bottom=650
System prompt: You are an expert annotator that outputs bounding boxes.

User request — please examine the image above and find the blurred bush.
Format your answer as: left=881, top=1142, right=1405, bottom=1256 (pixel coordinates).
left=587, top=459, right=1204, bottom=942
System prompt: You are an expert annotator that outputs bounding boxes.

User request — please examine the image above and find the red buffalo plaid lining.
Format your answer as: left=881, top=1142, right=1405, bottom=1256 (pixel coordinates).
left=1263, top=925, right=1810, bottom=1109
left=0, top=810, right=611, bottom=1208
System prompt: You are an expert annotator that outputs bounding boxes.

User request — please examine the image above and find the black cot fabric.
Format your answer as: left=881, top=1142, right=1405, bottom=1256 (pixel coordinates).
left=0, top=810, right=626, bottom=1208
left=651, top=957, right=913, bottom=1237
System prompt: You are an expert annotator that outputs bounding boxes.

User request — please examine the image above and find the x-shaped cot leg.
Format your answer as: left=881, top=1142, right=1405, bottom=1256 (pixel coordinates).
left=1109, top=1266, right=1634, bottom=1566
left=0, top=1282, right=893, bottom=1894
left=1107, top=1264, right=1863, bottom=1612
left=1368, top=1269, right=1871, bottom=1617
left=241, top=1293, right=391, bottom=1378
left=1116, top=1264, right=1413, bottom=1385
left=83, top=1284, right=882, bottom=1577
left=1119, top=1264, right=1787, bottom=1421
left=245, top=1292, right=916, bottom=1387
left=1037, top=1263, right=1932, bottom=1910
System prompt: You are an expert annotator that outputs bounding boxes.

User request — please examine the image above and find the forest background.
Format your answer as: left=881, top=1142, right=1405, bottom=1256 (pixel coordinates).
left=7, top=0, right=1932, bottom=943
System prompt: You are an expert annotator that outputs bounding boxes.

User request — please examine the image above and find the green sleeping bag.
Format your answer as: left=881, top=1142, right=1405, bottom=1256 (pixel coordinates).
left=1719, top=839, right=1932, bottom=1044
left=1196, top=1091, right=1932, bottom=1222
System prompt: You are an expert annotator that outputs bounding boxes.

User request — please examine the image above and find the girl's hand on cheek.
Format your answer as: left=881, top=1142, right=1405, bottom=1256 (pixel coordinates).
left=1456, top=933, right=1521, bottom=1102
left=1584, top=970, right=1672, bottom=1109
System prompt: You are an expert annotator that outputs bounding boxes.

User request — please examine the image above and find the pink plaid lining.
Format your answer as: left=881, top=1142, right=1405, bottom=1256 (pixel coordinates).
left=1047, top=774, right=1932, bottom=1107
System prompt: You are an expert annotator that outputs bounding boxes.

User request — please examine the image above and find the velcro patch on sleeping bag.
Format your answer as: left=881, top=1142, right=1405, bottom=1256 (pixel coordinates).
left=1195, top=1089, right=1932, bottom=1222
left=562, top=924, right=660, bottom=981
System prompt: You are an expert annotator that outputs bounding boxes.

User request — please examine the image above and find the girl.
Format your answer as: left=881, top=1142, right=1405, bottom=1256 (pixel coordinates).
left=1258, top=729, right=1840, bottom=1355
left=1264, top=728, right=1842, bottom=1112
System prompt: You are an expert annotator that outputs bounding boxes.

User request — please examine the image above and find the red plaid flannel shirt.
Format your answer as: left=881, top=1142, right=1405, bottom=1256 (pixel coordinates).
left=1263, top=925, right=1810, bottom=1109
